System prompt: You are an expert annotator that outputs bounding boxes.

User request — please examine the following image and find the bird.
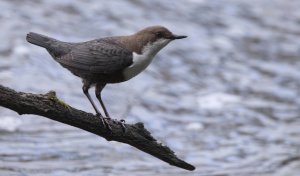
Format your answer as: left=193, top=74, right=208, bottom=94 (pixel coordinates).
left=26, top=25, right=187, bottom=131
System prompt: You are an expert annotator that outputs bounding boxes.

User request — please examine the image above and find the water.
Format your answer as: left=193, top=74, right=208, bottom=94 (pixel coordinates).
left=0, top=0, right=300, bottom=175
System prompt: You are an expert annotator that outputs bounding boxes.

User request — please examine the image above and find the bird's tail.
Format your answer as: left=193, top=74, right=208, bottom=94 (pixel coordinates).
left=26, top=32, right=57, bottom=49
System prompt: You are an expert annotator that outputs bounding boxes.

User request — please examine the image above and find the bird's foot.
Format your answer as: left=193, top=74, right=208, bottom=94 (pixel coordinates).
left=96, top=113, right=112, bottom=132
left=96, top=113, right=126, bottom=132
left=110, top=118, right=126, bottom=132
left=119, top=119, right=126, bottom=132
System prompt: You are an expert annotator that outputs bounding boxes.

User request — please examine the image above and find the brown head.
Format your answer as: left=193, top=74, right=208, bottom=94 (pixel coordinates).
left=117, top=26, right=187, bottom=54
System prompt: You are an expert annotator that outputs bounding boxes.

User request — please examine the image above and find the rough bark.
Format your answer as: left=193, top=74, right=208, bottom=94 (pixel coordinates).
left=0, top=85, right=195, bottom=171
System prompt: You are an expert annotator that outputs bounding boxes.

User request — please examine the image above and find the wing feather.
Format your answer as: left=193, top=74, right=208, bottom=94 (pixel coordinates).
left=56, top=39, right=133, bottom=75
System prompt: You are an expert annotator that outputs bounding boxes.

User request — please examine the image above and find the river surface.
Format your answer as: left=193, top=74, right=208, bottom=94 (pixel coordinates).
left=0, top=0, right=300, bottom=175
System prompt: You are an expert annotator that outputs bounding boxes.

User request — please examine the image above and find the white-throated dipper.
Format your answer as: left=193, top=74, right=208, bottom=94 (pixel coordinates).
left=26, top=26, right=187, bottom=131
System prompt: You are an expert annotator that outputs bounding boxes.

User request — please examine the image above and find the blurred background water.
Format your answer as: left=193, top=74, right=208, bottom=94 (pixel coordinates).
left=0, top=0, right=300, bottom=175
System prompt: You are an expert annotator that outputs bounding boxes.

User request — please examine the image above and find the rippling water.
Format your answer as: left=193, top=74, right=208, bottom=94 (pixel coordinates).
left=1, top=0, right=300, bottom=175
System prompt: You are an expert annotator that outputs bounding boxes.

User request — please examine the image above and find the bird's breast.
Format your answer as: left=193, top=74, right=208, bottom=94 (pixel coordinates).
left=122, top=52, right=154, bottom=81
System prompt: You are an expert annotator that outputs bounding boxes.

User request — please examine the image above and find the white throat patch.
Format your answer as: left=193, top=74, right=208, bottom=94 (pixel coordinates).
left=122, top=38, right=171, bottom=81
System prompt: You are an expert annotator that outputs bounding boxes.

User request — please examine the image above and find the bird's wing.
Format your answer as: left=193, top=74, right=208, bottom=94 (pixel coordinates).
left=57, top=39, right=133, bottom=75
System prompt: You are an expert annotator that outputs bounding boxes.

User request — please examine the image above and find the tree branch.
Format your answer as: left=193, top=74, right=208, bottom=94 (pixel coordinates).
left=0, top=84, right=195, bottom=171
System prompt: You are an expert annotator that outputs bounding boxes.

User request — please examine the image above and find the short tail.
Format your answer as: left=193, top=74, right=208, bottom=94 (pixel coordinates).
left=26, top=32, right=57, bottom=49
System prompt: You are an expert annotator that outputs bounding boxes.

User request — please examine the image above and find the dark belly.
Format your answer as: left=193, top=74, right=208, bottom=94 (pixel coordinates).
left=71, top=69, right=126, bottom=84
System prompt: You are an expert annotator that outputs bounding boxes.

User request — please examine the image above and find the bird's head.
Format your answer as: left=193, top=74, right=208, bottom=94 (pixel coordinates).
left=132, top=26, right=187, bottom=55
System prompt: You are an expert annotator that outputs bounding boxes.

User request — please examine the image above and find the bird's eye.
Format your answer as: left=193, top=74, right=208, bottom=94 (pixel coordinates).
left=155, top=32, right=163, bottom=38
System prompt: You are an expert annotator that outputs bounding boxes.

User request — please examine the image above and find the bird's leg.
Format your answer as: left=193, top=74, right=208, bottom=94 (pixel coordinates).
left=82, top=84, right=101, bottom=116
left=96, top=83, right=126, bottom=132
left=93, top=83, right=112, bottom=131
left=82, top=84, right=111, bottom=131
left=95, top=83, right=110, bottom=118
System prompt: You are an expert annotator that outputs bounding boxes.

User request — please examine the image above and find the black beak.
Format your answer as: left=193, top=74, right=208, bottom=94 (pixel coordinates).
left=170, top=35, right=188, bottom=40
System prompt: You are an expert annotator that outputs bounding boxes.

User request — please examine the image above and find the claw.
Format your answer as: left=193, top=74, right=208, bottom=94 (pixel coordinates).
left=120, top=123, right=126, bottom=132
left=108, top=118, right=126, bottom=132
left=96, top=113, right=112, bottom=132
left=103, top=117, right=112, bottom=132
left=96, top=113, right=125, bottom=133
left=119, top=119, right=126, bottom=132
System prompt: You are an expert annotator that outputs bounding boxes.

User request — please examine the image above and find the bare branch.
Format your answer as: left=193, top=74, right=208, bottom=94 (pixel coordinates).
left=0, top=85, right=195, bottom=171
